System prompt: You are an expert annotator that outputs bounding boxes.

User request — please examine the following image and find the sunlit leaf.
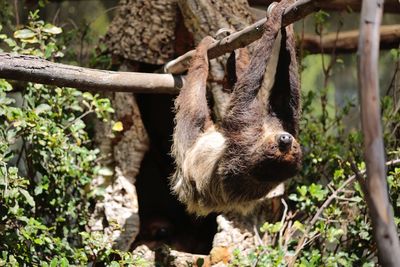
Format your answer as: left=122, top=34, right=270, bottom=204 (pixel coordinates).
left=19, top=189, right=35, bottom=207
left=82, top=92, right=93, bottom=100
left=14, top=29, right=36, bottom=39
left=34, top=103, right=51, bottom=115
left=112, top=121, right=124, bottom=132
left=42, top=24, right=62, bottom=35
left=98, top=167, right=113, bottom=177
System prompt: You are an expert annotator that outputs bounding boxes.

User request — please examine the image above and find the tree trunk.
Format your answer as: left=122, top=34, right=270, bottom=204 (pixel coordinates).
left=89, top=0, right=178, bottom=251
left=357, top=0, right=400, bottom=265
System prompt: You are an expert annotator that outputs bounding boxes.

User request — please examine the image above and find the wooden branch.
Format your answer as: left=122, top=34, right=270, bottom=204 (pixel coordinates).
left=248, top=0, right=400, bottom=13
left=303, top=24, right=400, bottom=54
left=164, top=0, right=320, bottom=74
left=0, top=53, right=182, bottom=94
left=357, top=0, right=400, bottom=266
left=164, top=0, right=400, bottom=74
left=317, top=0, right=400, bottom=12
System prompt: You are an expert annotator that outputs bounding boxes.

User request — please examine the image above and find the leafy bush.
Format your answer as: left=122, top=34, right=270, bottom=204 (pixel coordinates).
left=0, top=11, right=147, bottom=266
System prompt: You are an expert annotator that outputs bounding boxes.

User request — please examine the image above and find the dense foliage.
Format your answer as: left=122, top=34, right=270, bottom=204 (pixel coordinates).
left=0, top=12, right=147, bottom=266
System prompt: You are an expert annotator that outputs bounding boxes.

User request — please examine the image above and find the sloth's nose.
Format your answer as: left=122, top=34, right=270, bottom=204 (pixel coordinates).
left=277, top=133, right=293, bottom=151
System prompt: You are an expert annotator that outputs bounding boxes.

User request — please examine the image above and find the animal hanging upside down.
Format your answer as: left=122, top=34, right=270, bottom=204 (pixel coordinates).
left=170, top=1, right=301, bottom=216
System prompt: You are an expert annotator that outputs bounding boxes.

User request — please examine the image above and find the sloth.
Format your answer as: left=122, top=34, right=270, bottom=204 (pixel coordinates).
left=171, top=1, right=301, bottom=215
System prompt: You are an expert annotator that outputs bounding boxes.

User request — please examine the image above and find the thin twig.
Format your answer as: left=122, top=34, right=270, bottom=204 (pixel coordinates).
left=13, top=0, right=20, bottom=26
left=279, top=199, right=289, bottom=247
left=253, top=224, right=264, bottom=246
left=62, top=110, right=93, bottom=130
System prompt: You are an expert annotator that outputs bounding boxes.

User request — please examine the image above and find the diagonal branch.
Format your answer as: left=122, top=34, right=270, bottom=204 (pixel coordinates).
left=164, top=0, right=320, bottom=74
left=249, top=0, right=400, bottom=13
left=164, top=0, right=400, bottom=74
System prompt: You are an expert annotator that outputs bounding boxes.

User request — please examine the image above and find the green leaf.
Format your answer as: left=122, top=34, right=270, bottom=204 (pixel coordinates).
left=14, top=29, right=36, bottom=39
left=293, top=220, right=306, bottom=232
left=309, top=183, right=327, bottom=201
left=42, top=24, right=62, bottom=35
left=19, top=189, right=35, bottom=207
left=34, top=103, right=51, bottom=115
left=82, top=92, right=93, bottom=100
left=196, top=258, right=205, bottom=267
left=4, top=38, right=17, bottom=47
left=34, top=185, right=43, bottom=195
left=297, top=185, right=308, bottom=197
left=50, top=258, right=58, bottom=267
left=20, top=36, right=39, bottom=44
left=59, top=257, right=69, bottom=267
left=112, top=121, right=123, bottom=132
left=34, top=238, right=44, bottom=245
left=98, top=167, right=113, bottom=176
left=109, top=261, right=120, bottom=267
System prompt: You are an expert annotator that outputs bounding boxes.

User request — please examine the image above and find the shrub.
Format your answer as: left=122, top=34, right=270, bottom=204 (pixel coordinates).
left=0, top=11, right=147, bottom=266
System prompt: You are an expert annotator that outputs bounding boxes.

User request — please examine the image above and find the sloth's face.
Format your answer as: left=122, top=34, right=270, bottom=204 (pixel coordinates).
left=251, top=131, right=302, bottom=182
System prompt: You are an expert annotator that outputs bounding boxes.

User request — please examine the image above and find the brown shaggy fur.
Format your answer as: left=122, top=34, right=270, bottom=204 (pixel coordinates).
left=171, top=0, right=301, bottom=215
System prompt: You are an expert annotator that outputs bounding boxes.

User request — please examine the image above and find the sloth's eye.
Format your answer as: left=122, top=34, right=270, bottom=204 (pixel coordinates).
left=154, top=228, right=171, bottom=240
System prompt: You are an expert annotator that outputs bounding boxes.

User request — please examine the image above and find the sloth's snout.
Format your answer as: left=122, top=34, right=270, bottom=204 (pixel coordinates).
left=277, top=133, right=293, bottom=152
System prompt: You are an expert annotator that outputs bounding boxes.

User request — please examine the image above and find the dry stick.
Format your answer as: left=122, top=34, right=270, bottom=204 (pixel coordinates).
left=0, top=53, right=182, bottom=94
left=288, top=159, right=400, bottom=266
left=358, top=0, right=400, bottom=266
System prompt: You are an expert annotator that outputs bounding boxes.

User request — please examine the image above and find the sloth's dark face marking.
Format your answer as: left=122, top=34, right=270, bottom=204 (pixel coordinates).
left=252, top=131, right=302, bottom=182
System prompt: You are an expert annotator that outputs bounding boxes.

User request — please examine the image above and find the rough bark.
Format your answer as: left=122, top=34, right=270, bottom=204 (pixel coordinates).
left=357, top=0, right=400, bottom=266
left=88, top=0, right=180, bottom=248
left=89, top=88, right=149, bottom=250
left=88, top=0, right=183, bottom=252
left=103, top=0, right=178, bottom=65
